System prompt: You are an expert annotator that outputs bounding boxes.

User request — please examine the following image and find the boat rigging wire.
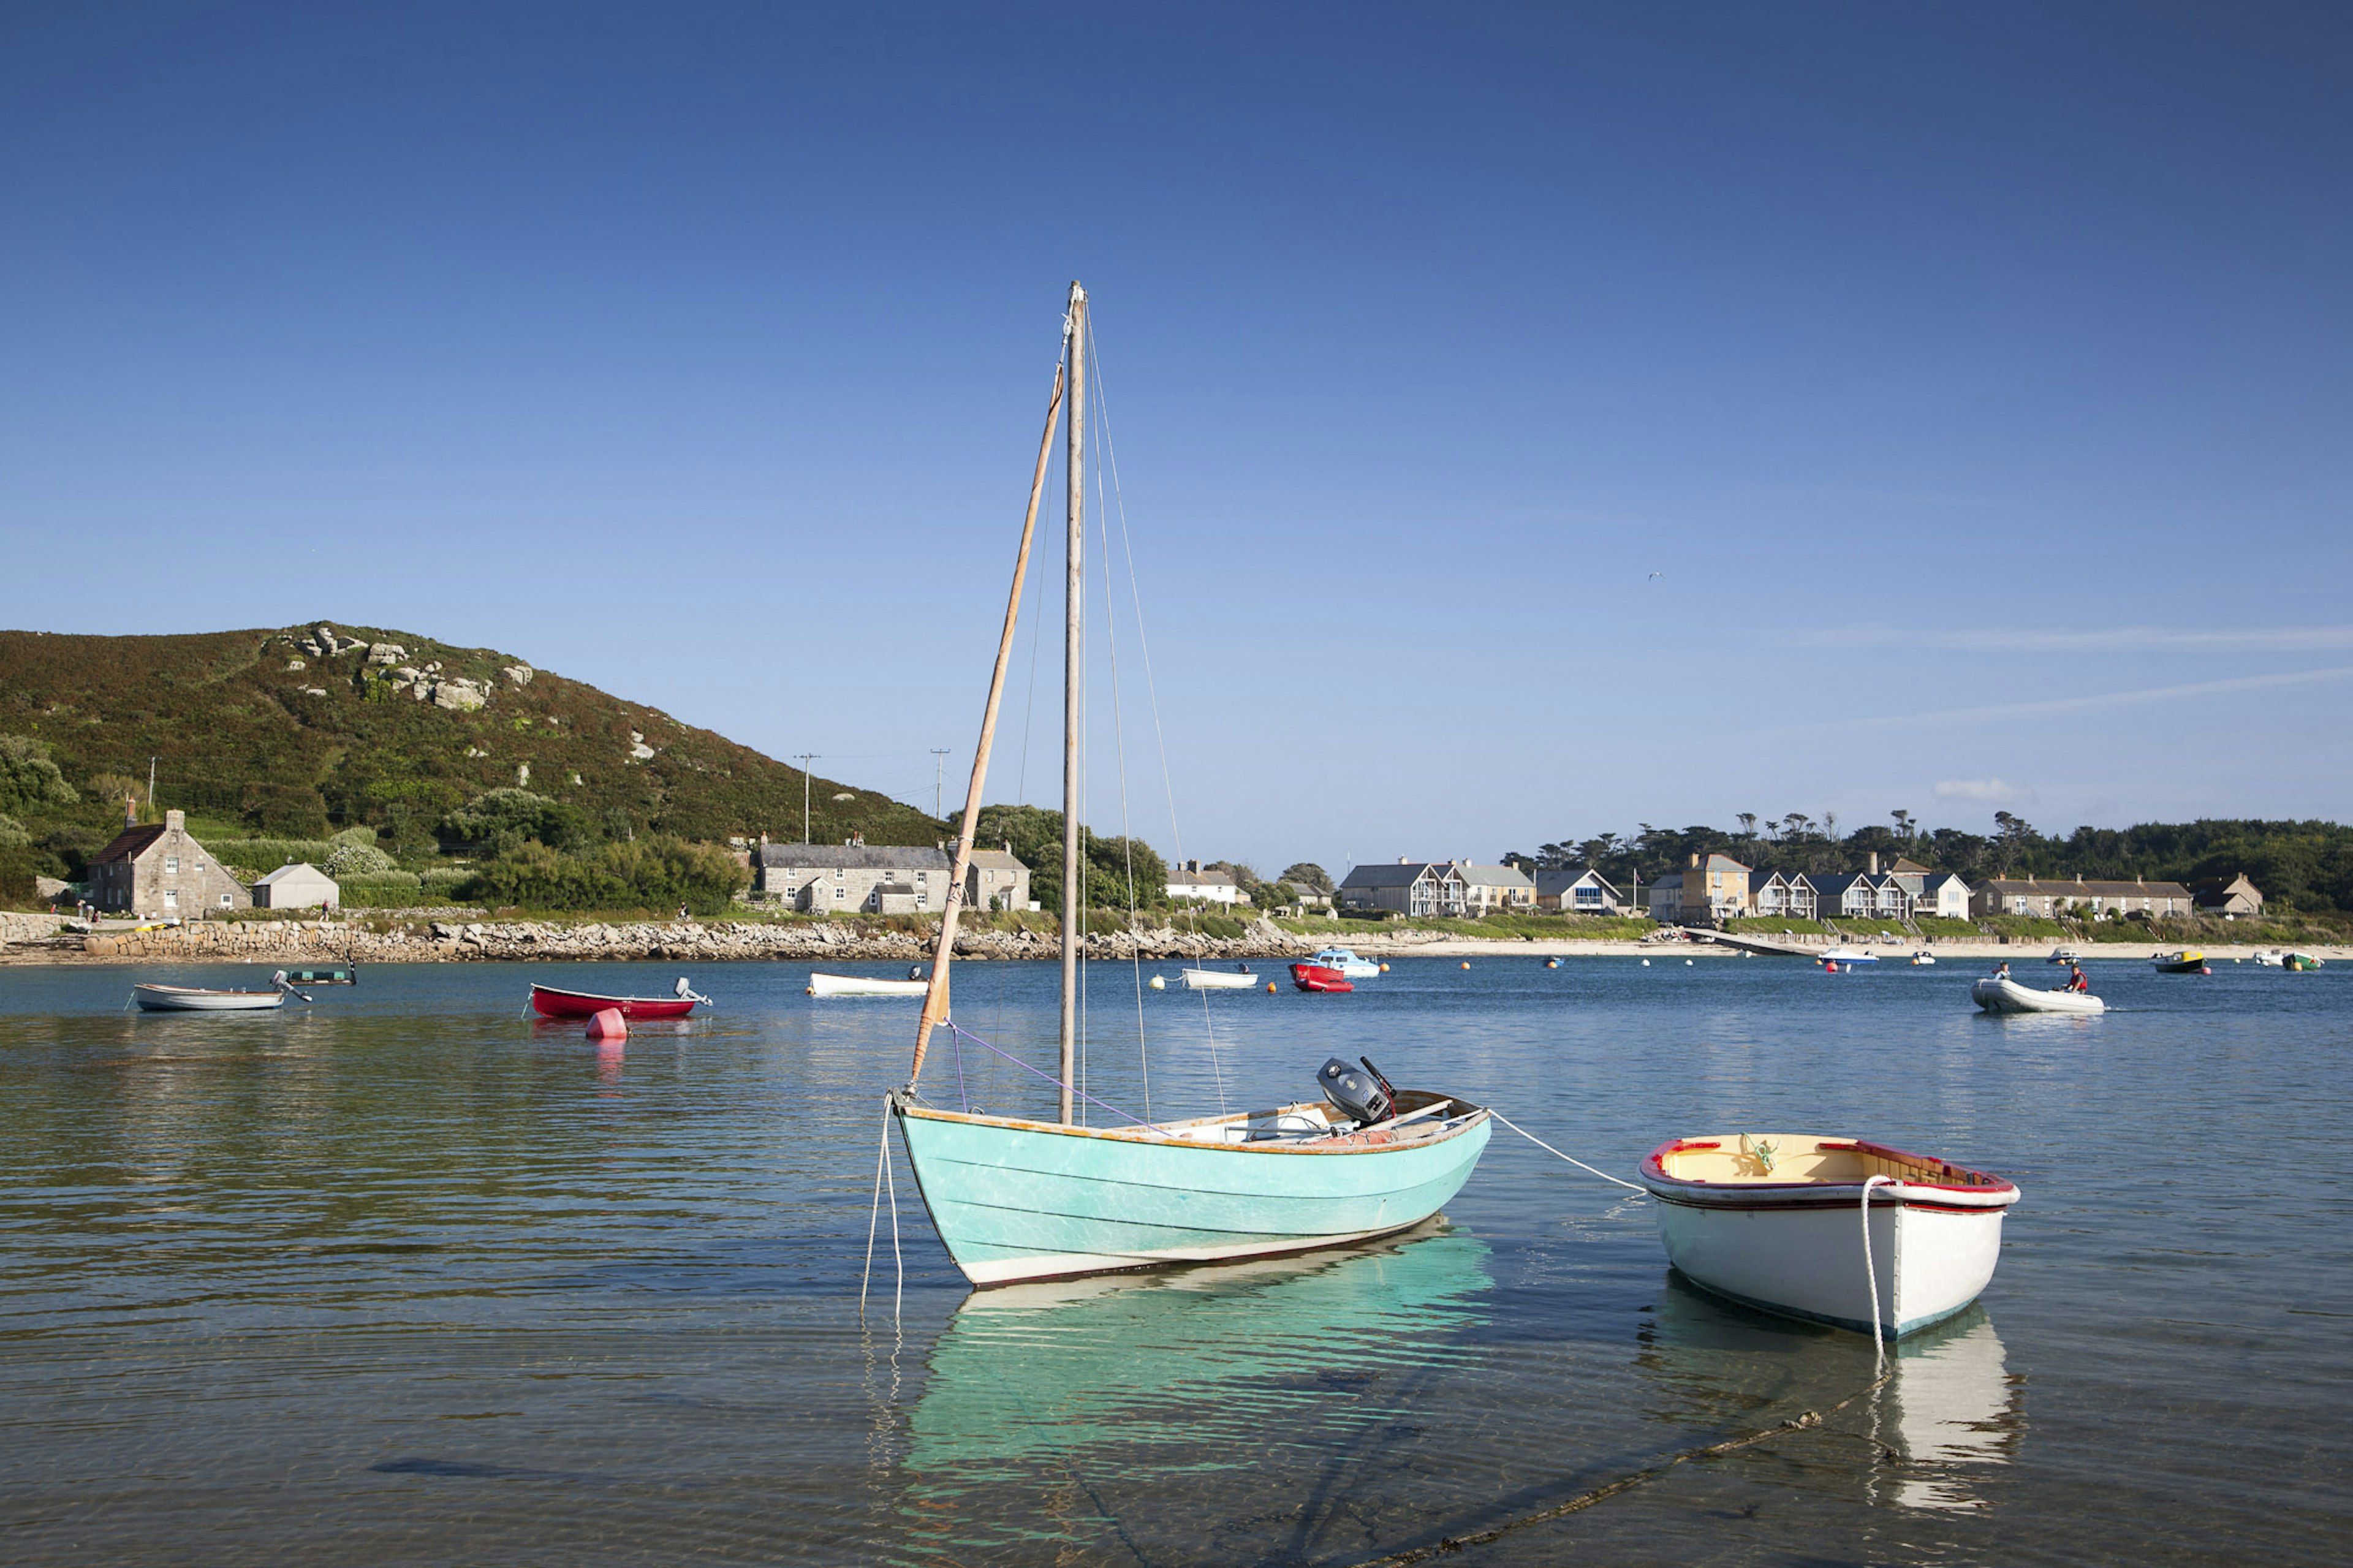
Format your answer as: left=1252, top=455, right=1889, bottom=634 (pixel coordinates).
left=947, top=1021, right=1161, bottom=1132
left=1088, top=320, right=1152, bottom=1123
left=1088, top=310, right=1229, bottom=1116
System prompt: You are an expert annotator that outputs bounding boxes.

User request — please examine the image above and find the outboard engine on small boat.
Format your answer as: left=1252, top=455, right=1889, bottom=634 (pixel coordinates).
left=1318, top=1055, right=1395, bottom=1126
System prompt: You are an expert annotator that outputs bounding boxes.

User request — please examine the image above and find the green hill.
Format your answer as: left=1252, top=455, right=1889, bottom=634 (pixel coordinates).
left=0, top=623, right=942, bottom=880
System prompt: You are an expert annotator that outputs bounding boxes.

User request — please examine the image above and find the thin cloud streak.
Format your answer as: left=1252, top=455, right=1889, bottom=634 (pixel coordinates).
left=1781, top=665, right=2353, bottom=735
left=1802, top=624, right=2353, bottom=653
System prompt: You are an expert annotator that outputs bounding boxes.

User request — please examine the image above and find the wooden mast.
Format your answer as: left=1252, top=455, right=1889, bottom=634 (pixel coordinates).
left=906, top=339, right=1069, bottom=1085
left=1058, top=281, right=1086, bottom=1125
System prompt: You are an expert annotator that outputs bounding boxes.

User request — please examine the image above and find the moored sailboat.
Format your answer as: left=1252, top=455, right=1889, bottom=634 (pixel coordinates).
left=888, top=285, right=1491, bottom=1288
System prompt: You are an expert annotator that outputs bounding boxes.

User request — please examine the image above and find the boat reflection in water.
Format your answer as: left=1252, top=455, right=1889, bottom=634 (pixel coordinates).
left=1637, top=1272, right=2021, bottom=1515
left=899, top=1223, right=1491, bottom=1559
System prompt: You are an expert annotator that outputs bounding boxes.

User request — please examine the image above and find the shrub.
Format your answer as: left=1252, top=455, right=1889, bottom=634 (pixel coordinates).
left=0, top=736, right=78, bottom=813
left=439, top=788, right=598, bottom=852
left=335, top=871, right=425, bottom=907
left=325, top=841, right=397, bottom=878
left=466, top=835, right=748, bottom=915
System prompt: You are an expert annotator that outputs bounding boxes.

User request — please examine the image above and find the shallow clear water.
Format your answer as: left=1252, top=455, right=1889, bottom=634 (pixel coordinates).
left=0, top=955, right=2345, bottom=1564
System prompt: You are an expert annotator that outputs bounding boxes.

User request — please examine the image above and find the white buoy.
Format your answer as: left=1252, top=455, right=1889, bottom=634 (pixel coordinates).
left=1149, top=974, right=1165, bottom=990
left=1641, top=958, right=1650, bottom=967
left=1686, top=958, right=1694, bottom=966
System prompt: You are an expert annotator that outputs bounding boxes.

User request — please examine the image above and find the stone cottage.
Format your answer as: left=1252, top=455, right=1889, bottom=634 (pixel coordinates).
left=87, top=809, right=251, bottom=918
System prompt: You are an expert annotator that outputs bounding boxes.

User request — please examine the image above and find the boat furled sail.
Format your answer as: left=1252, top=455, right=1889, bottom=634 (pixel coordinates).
left=890, top=284, right=1490, bottom=1288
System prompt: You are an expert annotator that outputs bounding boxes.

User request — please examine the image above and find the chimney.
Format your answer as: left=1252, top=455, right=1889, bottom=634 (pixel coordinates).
left=1002, top=839, right=1012, bottom=854
left=1868, top=851, right=1879, bottom=875
left=165, top=809, right=185, bottom=832
left=1398, top=855, right=1410, bottom=865
left=1689, top=853, right=1700, bottom=868
left=124, top=792, right=137, bottom=828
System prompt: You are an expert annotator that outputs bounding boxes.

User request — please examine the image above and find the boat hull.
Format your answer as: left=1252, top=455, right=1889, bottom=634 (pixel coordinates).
left=1310, top=950, right=1382, bottom=979
left=1641, top=1136, right=2019, bottom=1338
left=132, top=985, right=286, bottom=1012
left=895, top=1100, right=1492, bottom=1286
left=1290, top=963, right=1353, bottom=993
left=1971, top=976, right=2105, bottom=1015
left=1179, top=969, right=1259, bottom=990
left=528, top=985, right=699, bottom=1020
left=807, top=972, right=929, bottom=997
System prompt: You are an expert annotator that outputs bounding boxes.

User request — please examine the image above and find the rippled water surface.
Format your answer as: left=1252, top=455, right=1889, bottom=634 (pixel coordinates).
left=2, top=956, right=2346, bottom=1564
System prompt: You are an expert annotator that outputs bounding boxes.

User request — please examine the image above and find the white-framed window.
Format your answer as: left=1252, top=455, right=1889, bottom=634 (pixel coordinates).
left=834, top=868, right=844, bottom=880
left=165, top=857, right=180, bottom=874
left=915, top=871, right=926, bottom=884
left=164, top=890, right=178, bottom=907
left=219, top=893, right=233, bottom=907
left=833, top=886, right=845, bottom=900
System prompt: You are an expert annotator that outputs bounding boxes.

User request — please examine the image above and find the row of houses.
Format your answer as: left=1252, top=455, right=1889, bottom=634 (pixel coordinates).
left=1337, top=849, right=2264, bottom=928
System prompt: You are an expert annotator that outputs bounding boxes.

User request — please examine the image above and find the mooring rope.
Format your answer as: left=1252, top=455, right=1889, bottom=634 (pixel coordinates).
left=1861, top=1173, right=1893, bottom=1371
left=1349, top=1367, right=1893, bottom=1567
left=858, top=1095, right=903, bottom=1322
left=1488, top=1111, right=1648, bottom=1194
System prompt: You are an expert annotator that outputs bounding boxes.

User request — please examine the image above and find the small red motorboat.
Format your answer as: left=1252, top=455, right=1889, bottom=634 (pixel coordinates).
left=529, top=980, right=711, bottom=1020
left=1290, top=962, right=1353, bottom=994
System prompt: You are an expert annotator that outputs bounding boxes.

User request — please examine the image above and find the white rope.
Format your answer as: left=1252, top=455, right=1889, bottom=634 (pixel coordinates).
left=1490, top=1112, right=1648, bottom=1192
left=860, top=1096, right=905, bottom=1324
left=1861, top=1173, right=1894, bottom=1371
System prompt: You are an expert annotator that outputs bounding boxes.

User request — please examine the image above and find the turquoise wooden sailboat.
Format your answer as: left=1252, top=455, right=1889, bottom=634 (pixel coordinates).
left=893, top=283, right=1491, bottom=1288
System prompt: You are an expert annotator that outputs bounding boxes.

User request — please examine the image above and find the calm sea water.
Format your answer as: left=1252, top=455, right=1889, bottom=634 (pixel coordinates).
left=0, top=955, right=2345, bottom=1565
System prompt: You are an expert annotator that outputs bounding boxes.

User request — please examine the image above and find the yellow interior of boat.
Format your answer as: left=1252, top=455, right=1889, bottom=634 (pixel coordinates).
left=1660, top=1134, right=1994, bottom=1187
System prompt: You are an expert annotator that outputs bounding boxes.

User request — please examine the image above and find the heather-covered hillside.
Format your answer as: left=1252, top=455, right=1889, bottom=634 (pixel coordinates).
left=0, top=623, right=941, bottom=857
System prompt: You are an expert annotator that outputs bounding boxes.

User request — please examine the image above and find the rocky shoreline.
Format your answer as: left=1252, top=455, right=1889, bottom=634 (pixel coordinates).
left=3, top=910, right=2344, bottom=967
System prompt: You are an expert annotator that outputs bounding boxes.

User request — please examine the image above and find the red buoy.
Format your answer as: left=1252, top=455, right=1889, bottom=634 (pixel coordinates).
left=587, top=1006, right=628, bottom=1042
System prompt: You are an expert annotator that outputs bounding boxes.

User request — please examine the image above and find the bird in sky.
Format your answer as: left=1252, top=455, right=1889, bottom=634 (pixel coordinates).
left=1646, top=571, right=1664, bottom=580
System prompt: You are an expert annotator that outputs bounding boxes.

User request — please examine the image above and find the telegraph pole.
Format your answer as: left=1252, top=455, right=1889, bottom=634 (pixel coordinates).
left=795, top=754, right=819, bottom=844
left=930, top=749, right=950, bottom=820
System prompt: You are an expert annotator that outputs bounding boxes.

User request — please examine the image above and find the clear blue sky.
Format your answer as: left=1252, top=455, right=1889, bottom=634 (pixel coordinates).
left=5, top=2, right=2349, bottom=873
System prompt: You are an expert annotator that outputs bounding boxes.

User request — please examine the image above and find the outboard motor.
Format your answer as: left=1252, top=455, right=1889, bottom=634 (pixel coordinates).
left=1318, top=1056, right=1395, bottom=1126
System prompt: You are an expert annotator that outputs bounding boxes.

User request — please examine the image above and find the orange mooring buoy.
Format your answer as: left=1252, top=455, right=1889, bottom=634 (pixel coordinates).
left=1266, top=981, right=1277, bottom=993
left=1460, top=961, right=1471, bottom=970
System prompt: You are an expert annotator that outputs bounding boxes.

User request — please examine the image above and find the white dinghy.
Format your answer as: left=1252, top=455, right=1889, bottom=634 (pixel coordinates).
left=1970, top=975, right=2105, bottom=1015
left=1640, top=1134, right=2020, bottom=1339
left=1179, top=967, right=1260, bottom=991
left=809, top=972, right=931, bottom=998
left=132, top=979, right=300, bottom=1012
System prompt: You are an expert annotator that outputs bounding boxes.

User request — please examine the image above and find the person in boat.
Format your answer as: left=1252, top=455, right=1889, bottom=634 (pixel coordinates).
left=1993, top=961, right=2010, bottom=979
left=2066, top=963, right=2089, bottom=993
left=1237, top=961, right=1249, bottom=972
left=907, top=964, right=924, bottom=982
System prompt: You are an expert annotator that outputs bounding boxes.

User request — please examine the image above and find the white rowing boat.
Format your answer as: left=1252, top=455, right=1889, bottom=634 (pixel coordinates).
left=132, top=983, right=289, bottom=1012
left=1179, top=967, right=1260, bottom=990
left=809, top=972, right=930, bottom=998
left=1969, top=975, right=2105, bottom=1015
left=1640, top=1134, right=2020, bottom=1338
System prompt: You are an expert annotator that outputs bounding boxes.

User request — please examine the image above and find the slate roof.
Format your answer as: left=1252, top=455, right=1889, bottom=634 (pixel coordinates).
left=757, top=843, right=952, bottom=871
left=89, top=825, right=167, bottom=865
left=1457, top=863, right=1535, bottom=889
left=1975, top=877, right=2194, bottom=898
left=966, top=848, right=1026, bottom=872
left=1341, top=862, right=1437, bottom=890
left=1533, top=868, right=1620, bottom=899
left=254, top=863, right=334, bottom=885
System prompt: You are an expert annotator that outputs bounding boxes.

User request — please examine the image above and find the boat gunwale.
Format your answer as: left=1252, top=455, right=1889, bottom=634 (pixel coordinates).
left=131, top=983, right=287, bottom=999
left=896, top=1092, right=1490, bottom=1156
left=1639, top=1135, right=2019, bottom=1203
left=528, top=983, right=699, bottom=1007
